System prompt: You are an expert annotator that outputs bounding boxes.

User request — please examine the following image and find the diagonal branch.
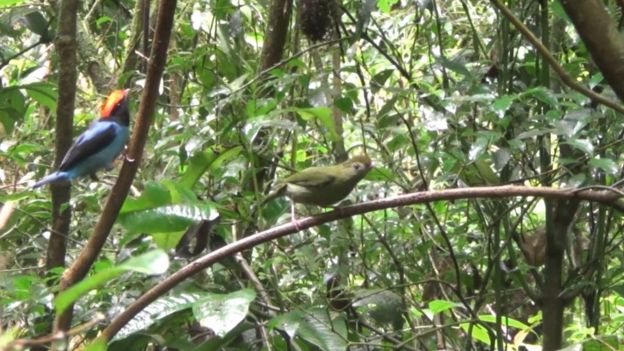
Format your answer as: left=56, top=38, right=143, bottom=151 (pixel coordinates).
left=101, top=185, right=624, bottom=340
left=53, top=0, right=178, bottom=331
left=490, top=0, right=624, bottom=114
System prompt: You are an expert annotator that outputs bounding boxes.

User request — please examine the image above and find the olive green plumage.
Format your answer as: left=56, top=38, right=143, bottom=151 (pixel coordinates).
left=264, top=155, right=373, bottom=207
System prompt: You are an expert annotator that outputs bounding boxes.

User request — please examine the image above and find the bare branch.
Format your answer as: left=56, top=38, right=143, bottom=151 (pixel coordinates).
left=100, top=185, right=624, bottom=340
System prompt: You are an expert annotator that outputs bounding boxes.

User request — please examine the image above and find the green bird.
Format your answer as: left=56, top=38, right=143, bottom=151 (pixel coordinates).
left=264, top=155, right=373, bottom=222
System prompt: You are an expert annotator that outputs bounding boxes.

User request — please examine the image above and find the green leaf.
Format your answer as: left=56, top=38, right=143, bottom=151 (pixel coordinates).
left=468, top=137, right=489, bottom=161
left=581, top=335, right=619, bottom=351
left=151, top=231, right=185, bottom=250
left=522, top=87, right=557, bottom=107
left=180, top=149, right=217, bottom=188
left=515, top=129, right=549, bottom=139
left=0, top=87, right=26, bottom=134
left=459, top=322, right=492, bottom=345
left=294, top=107, right=339, bottom=141
left=271, top=308, right=347, bottom=351
left=366, top=167, right=393, bottom=181
left=192, top=289, right=256, bottom=337
left=190, top=322, right=255, bottom=351
left=478, top=315, right=529, bottom=330
left=83, top=338, right=107, bottom=351
left=550, top=0, right=570, bottom=22
left=196, top=67, right=215, bottom=90
left=115, top=292, right=206, bottom=340
left=472, top=159, right=499, bottom=185
left=0, top=0, right=26, bottom=6
left=564, top=138, right=594, bottom=156
left=436, top=55, right=472, bottom=78
left=119, top=203, right=219, bottom=233
left=491, top=95, right=515, bottom=117
left=427, top=299, right=458, bottom=313
left=334, top=97, right=354, bottom=113
left=23, top=82, right=57, bottom=111
left=377, top=0, right=397, bottom=12
left=120, top=182, right=172, bottom=214
left=371, top=69, right=394, bottom=92
left=353, top=290, right=404, bottom=328
left=269, top=310, right=303, bottom=338
left=118, top=250, right=169, bottom=274
left=589, top=158, right=618, bottom=175
left=54, top=251, right=169, bottom=314
left=162, top=180, right=199, bottom=203
left=24, top=11, right=48, bottom=37
left=209, top=146, right=242, bottom=172
left=0, top=327, right=20, bottom=349
left=95, top=16, right=112, bottom=28
left=295, top=308, right=348, bottom=351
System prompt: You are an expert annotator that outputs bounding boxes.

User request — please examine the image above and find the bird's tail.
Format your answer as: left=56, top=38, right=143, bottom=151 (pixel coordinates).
left=32, top=172, right=71, bottom=189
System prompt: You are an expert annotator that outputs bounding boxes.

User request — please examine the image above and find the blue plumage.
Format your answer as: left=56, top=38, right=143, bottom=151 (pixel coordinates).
left=33, top=89, right=131, bottom=188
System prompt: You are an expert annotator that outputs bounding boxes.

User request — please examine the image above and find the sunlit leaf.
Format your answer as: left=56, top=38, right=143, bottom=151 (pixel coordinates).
left=0, top=87, right=26, bottom=134
left=436, top=55, right=472, bottom=78
left=270, top=308, right=347, bottom=351
left=366, top=167, right=393, bottom=181
left=193, top=289, right=256, bottom=337
left=377, top=0, right=398, bottom=12
left=491, top=95, right=515, bottom=117
left=83, top=338, right=107, bottom=351
left=54, top=251, right=169, bottom=314
left=589, top=158, right=618, bottom=175
left=120, top=182, right=172, bottom=214
left=115, top=292, right=206, bottom=340
left=564, top=138, right=594, bottom=156
left=180, top=149, right=218, bottom=188
left=0, top=0, right=26, bottom=6
left=119, top=203, right=218, bottom=233
left=460, top=322, right=492, bottom=345
left=427, top=299, right=458, bottom=313
left=522, top=87, right=557, bottom=107
left=294, top=107, right=339, bottom=141
left=478, top=315, right=529, bottom=330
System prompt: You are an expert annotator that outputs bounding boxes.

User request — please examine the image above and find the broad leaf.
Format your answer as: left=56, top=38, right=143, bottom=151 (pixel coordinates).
left=192, top=289, right=256, bottom=337
left=119, top=203, right=218, bottom=233
left=54, top=251, right=169, bottom=314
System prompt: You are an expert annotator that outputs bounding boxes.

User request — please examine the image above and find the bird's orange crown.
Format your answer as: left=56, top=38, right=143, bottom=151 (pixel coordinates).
left=100, top=89, right=129, bottom=118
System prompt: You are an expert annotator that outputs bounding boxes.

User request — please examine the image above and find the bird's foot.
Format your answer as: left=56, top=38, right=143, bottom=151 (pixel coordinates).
left=291, top=218, right=302, bottom=231
left=290, top=202, right=301, bottom=230
left=90, top=173, right=99, bottom=181
left=125, top=154, right=136, bottom=162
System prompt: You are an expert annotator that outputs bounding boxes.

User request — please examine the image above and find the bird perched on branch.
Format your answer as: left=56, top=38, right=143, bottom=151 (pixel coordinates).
left=263, top=155, right=373, bottom=221
left=33, top=89, right=131, bottom=188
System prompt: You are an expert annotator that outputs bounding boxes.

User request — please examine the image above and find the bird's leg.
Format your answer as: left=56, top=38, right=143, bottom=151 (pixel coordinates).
left=290, top=201, right=301, bottom=231
left=89, top=173, right=99, bottom=181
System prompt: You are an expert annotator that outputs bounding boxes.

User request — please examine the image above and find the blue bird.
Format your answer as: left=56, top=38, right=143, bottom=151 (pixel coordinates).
left=33, top=89, right=131, bottom=188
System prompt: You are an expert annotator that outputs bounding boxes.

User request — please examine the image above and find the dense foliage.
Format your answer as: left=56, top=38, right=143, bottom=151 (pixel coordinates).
left=1, top=0, right=624, bottom=350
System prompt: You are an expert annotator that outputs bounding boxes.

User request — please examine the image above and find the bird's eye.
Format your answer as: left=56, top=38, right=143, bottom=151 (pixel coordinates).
left=353, top=163, right=362, bottom=170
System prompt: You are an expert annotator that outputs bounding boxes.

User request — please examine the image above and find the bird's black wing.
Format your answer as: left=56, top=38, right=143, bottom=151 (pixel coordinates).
left=59, top=122, right=117, bottom=171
